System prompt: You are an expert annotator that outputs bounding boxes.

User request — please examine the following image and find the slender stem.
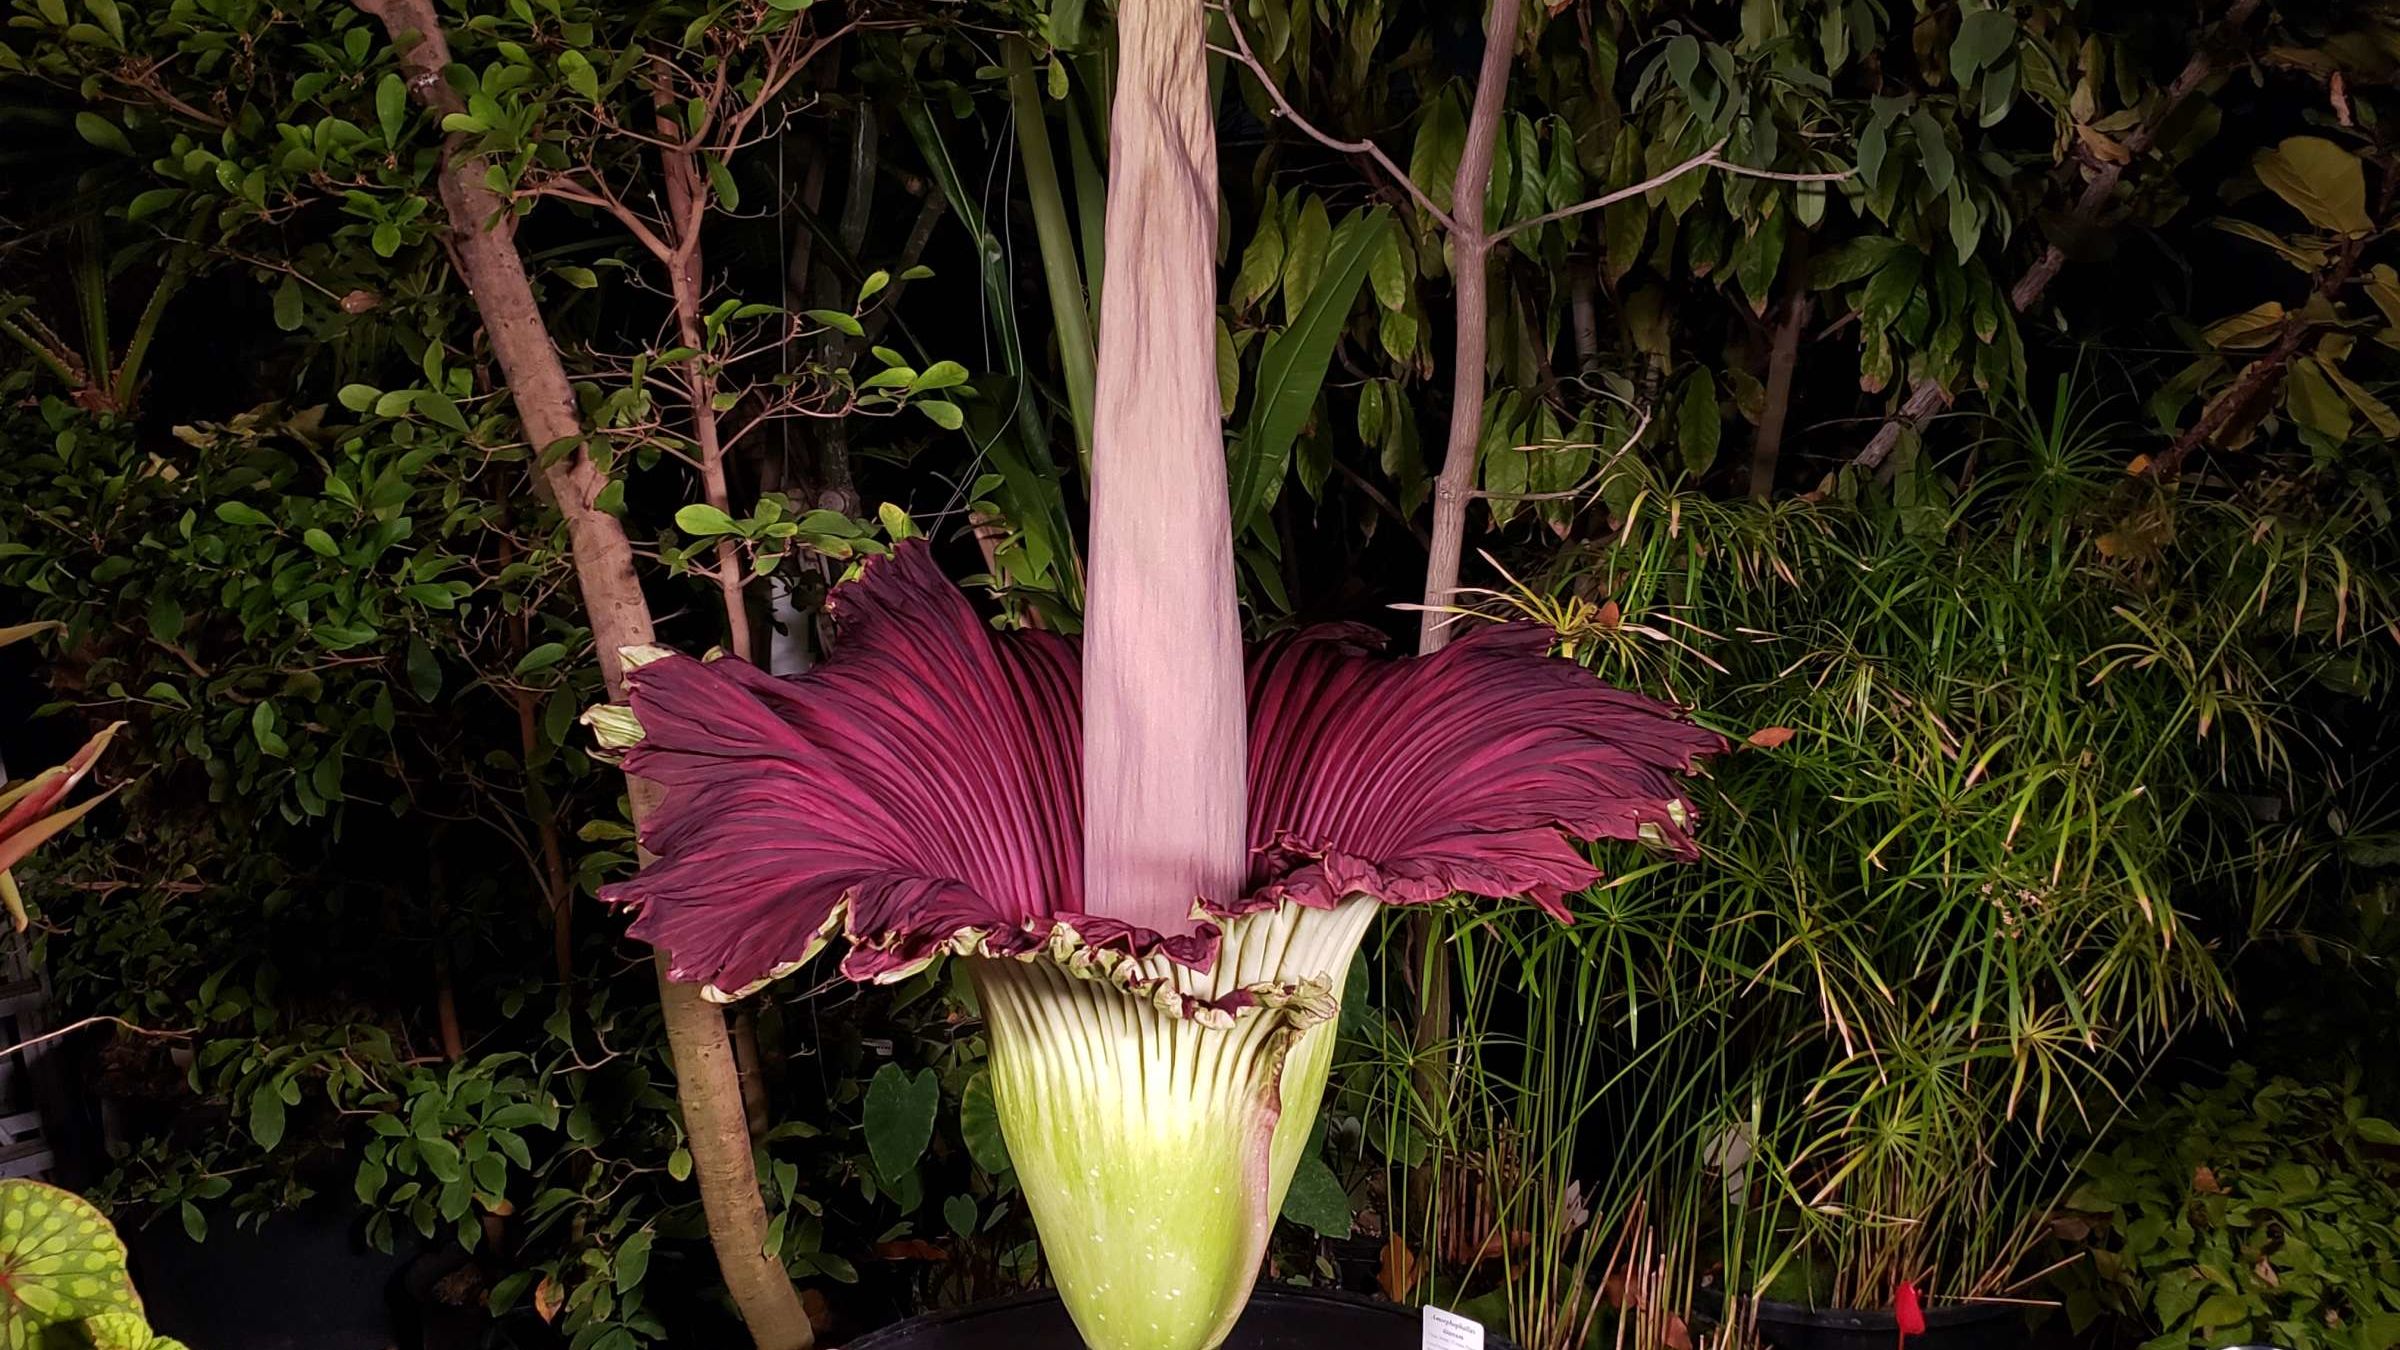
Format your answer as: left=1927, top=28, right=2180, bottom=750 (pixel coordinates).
left=1415, top=0, right=1523, bottom=657
left=1004, top=37, right=1099, bottom=476
left=1750, top=291, right=1811, bottom=500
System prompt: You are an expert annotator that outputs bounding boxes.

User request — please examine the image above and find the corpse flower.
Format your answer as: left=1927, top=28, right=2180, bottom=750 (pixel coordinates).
left=597, top=0, right=1717, bottom=1343
left=593, top=542, right=1721, bottom=1350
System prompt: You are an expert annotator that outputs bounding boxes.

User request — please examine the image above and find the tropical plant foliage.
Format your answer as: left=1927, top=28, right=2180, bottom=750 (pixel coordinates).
left=0, top=0, right=2396, bottom=1346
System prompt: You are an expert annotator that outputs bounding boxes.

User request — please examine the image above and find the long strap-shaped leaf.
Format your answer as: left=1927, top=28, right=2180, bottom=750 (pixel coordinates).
left=1230, top=206, right=1393, bottom=535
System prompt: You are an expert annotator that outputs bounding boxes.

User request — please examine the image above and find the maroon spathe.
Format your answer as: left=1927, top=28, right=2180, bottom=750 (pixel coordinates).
left=602, top=542, right=1723, bottom=998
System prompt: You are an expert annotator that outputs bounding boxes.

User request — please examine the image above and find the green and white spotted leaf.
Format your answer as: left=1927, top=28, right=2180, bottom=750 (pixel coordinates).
left=83, top=1312, right=189, bottom=1350
left=0, top=1180, right=141, bottom=1347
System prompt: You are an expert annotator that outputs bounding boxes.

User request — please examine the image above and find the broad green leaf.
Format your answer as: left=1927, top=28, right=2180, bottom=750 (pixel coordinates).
left=74, top=112, right=130, bottom=156
left=213, top=502, right=273, bottom=528
left=675, top=504, right=737, bottom=536
left=1230, top=207, right=1392, bottom=533
left=376, top=73, right=408, bottom=144
left=1281, top=195, right=1331, bottom=323
left=1407, top=92, right=1466, bottom=216
left=1279, top=1156, right=1351, bottom=1238
left=1678, top=369, right=1722, bottom=476
left=125, top=189, right=182, bottom=223
left=1230, top=189, right=1285, bottom=314
left=85, top=1311, right=189, bottom=1350
left=406, top=639, right=442, bottom=702
left=250, top=1085, right=286, bottom=1151
left=863, top=1064, right=939, bottom=1184
left=413, top=389, right=468, bottom=432
left=273, top=277, right=304, bottom=331
left=915, top=400, right=964, bottom=431
left=613, top=1229, right=652, bottom=1294
left=0, top=1182, right=141, bottom=1347
left=2353, top=1117, right=2400, bottom=1145
left=943, top=1194, right=977, bottom=1239
left=1950, top=10, right=2015, bottom=79
left=558, top=49, right=600, bottom=102
left=960, top=1070, right=1011, bottom=1175
left=514, top=642, right=569, bottom=676
left=2254, top=137, right=2371, bottom=235
left=145, top=595, right=181, bottom=646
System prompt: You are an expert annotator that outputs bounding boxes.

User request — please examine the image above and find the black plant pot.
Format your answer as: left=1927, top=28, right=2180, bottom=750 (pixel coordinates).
left=844, top=1286, right=1515, bottom=1350
left=122, top=1192, right=415, bottom=1350
left=1751, top=1298, right=2020, bottom=1350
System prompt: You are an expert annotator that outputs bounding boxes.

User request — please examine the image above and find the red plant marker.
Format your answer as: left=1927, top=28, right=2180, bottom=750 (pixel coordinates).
left=1894, top=1282, right=1926, bottom=1350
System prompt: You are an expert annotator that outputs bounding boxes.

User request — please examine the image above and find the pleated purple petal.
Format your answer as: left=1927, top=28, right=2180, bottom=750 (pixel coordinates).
left=1235, top=623, right=1727, bottom=921
left=603, top=543, right=1086, bottom=993
left=602, top=542, right=1723, bottom=997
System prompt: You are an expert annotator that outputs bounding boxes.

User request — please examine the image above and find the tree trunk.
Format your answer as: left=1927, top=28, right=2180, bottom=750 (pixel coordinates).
left=358, top=3, right=812, bottom=1344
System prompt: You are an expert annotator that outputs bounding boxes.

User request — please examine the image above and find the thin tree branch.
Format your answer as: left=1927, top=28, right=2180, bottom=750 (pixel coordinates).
left=1211, top=7, right=1458, bottom=233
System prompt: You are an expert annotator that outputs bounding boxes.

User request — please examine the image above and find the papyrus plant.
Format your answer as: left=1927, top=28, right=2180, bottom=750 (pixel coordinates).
left=589, top=1, right=1722, bottom=1347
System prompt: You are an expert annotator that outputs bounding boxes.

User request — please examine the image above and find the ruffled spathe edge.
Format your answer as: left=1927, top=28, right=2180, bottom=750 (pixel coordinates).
left=596, top=540, right=1725, bottom=1014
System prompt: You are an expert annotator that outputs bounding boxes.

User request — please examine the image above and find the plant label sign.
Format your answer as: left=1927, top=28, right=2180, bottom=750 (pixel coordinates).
left=1423, top=1305, right=1485, bottom=1350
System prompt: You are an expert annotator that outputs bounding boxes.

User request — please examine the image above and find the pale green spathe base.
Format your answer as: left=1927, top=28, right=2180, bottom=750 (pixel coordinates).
left=969, top=898, right=1377, bottom=1350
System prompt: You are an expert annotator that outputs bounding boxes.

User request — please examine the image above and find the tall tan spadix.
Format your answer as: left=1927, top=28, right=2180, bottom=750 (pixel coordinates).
left=1081, top=0, right=1248, bottom=933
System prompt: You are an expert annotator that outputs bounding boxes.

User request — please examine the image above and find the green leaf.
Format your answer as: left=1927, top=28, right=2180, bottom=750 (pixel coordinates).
left=213, top=502, right=274, bottom=528
left=0, top=1182, right=140, bottom=1341
left=125, top=188, right=182, bottom=223
left=2255, top=136, right=2372, bottom=235
left=675, top=503, right=738, bottom=536
left=1678, top=369, right=1721, bottom=476
left=272, top=277, right=304, bottom=331
left=1231, top=207, right=1392, bottom=532
left=857, top=270, right=890, bottom=303
left=87, top=1311, right=186, bottom=1350
left=2354, top=1116, right=2400, bottom=1145
left=1230, top=190, right=1285, bottom=313
left=1949, top=10, right=2015, bottom=80
left=1281, top=195, right=1331, bottom=322
left=960, top=1070, right=1011, bottom=1175
left=1279, top=1156, right=1351, bottom=1238
left=1408, top=92, right=1466, bottom=215
left=250, top=1086, right=287, bottom=1152
left=413, top=389, right=468, bottom=432
left=908, top=360, right=970, bottom=393
left=1367, top=227, right=1408, bottom=312
left=558, top=49, right=600, bottom=102
left=302, top=528, right=339, bottom=558
left=74, top=111, right=131, bottom=156
left=706, top=155, right=740, bottom=211
left=863, top=1064, right=939, bottom=1184
left=804, top=308, right=864, bottom=337
left=377, top=73, right=409, bottom=144
left=145, top=594, right=182, bottom=646
left=406, top=638, right=443, bottom=701
left=943, top=1195, right=977, bottom=1240
left=514, top=642, right=569, bottom=676
left=553, top=266, right=599, bottom=290
left=915, top=400, right=965, bottom=431
left=337, top=383, right=380, bottom=413
left=613, top=1229, right=652, bottom=1294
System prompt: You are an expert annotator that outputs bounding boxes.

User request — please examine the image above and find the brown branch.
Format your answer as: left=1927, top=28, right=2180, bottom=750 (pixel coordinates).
left=1212, top=9, right=1457, bottom=232
left=0, top=1015, right=187, bottom=1062
left=1416, top=0, right=1525, bottom=656
left=1492, top=145, right=1847, bottom=245
left=1751, top=292, right=1813, bottom=499
left=355, top=1, right=811, bottom=1344
left=1852, top=0, right=2263, bottom=472
left=2011, top=0, right=2264, bottom=312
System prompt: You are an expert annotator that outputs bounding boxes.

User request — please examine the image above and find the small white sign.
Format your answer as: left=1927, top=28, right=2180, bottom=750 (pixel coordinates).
left=1423, top=1304, right=1486, bottom=1350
